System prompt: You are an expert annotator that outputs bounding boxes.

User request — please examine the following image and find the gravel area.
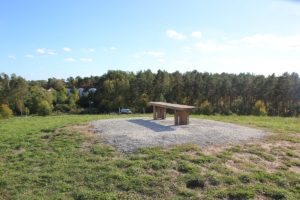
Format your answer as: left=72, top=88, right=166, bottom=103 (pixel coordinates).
left=91, top=117, right=268, bottom=153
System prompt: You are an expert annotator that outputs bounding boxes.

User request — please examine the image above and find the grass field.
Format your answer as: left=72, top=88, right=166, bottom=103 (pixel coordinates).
left=0, top=115, right=299, bottom=199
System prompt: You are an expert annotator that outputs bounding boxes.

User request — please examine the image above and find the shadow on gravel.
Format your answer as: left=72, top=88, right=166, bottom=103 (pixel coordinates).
left=128, top=119, right=175, bottom=132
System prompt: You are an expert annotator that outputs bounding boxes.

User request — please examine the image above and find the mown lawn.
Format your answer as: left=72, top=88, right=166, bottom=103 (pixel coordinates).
left=0, top=115, right=299, bottom=199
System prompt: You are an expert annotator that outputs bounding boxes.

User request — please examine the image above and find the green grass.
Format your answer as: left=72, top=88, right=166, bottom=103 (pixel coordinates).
left=192, top=115, right=300, bottom=134
left=0, top=115, right=299, bottom=199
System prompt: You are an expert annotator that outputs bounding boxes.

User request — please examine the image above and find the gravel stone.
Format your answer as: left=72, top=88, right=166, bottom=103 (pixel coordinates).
left=90, top=117, right=268, bottom=153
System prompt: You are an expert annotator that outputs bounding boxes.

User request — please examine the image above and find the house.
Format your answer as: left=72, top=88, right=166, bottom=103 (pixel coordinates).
left=66, top=87, right=97, bottom=97
left=77, top=88, right=85, bottom=97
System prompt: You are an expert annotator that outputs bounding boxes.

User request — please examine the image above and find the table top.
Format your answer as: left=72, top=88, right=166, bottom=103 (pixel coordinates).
left=149, top=101, right=195, bottom=111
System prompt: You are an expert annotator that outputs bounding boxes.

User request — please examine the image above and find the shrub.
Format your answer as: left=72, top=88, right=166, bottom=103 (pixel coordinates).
left=227, top=187, right=255, bottom=199
left=186, top=176, right=205, bottom=189
left=54, top=103, right=71, bottom=112
left=260, top=186, right=287, bottom=200
left=199, top=100, right=213, bottom=115
left=239, top=174, right=251, bottom=183
left=252, top=100, right=267, bottom=116
left=37, top=100, right=52, bottom=116
left=0, top=104, right=13, bottom=119
left=207, top=174, right=221, bottom=186
left=287, top=103, right=300, bottom=117
left=221, top=108, right=233, bottom=115
left=231, top=97, right=243, bottom=114
left=25, top=107, right=30, bottom=116
left=177, top=161, right=198, bottom=173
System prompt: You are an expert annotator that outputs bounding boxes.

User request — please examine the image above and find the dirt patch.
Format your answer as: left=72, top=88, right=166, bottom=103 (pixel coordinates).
left=79, top=140, right=94, bottom=152
left=228, top=136, right=300, bottom=173
left=255, top=195, right=270, bottom=200
left=225, top=159, right=246, bottom=173
left=63, top=124, right=97, bottom=151
left=202, top=145, right=229, bottom=155
left=289, top=166, right=300, bottom=173
left=225, top=160, right=240, bottom=172
left=12, top=148, right=26, bottom=155
left=64, top=124, right=95, bottom=138
left=232, top=152, right=279, bottom=172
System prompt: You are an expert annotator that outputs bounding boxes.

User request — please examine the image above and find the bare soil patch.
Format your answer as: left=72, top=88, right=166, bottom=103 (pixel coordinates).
left=64, top=124, right=95, bottom=137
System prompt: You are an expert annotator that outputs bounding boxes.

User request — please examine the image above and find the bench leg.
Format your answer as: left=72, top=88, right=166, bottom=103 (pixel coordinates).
left=180, top=111, right=189, bottom=125
left=174, top=110, right=189, bottom=125
left=162, top=107, right=166, bottom=119
left=153, top=106, right=166, bottom=120
left=174, top=110, right=179, bottom=125
left=153, top=106, right=157, bottom=120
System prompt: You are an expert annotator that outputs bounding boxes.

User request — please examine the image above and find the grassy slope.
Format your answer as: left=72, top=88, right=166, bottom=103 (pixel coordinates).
left=193, top=115, right=300, bottom=134
left=0, top=115, right=299, bottom=199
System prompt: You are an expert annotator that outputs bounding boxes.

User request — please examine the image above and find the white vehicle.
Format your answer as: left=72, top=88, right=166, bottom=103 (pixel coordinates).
left=119, top=108, right=132, bottom=114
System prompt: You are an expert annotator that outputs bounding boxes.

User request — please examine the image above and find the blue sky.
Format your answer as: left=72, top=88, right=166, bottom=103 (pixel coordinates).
left=1, top=0, right=300, bottom=80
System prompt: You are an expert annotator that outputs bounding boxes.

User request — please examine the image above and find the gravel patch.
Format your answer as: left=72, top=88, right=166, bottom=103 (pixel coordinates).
left=91, top=117, right=269, bottom=153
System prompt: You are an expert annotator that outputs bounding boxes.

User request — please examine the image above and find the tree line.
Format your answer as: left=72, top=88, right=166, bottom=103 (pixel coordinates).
left=1, top=70, right=300, bottom=118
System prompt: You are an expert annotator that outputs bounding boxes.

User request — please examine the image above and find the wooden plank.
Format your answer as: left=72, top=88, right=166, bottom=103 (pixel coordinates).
left=149, top=102, right=195, bottom=111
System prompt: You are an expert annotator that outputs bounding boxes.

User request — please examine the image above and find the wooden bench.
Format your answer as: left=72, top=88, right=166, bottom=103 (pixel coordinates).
left=149, top=102, right=195, bottom=125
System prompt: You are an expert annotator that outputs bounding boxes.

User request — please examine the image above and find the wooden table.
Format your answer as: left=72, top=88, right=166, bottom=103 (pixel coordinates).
left=149, top=102, right=195, bottom=125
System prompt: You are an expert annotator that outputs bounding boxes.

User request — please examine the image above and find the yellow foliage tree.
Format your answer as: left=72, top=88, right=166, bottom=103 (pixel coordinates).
left=0, top=104, right=13, bottom=119
left=252, top=100, right=267, bottom=116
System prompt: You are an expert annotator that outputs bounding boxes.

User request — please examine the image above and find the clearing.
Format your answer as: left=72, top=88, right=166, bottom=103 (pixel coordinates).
left=91, top=118, right=268, bottom=152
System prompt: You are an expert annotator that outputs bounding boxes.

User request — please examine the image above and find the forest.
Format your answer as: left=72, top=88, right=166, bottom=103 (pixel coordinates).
left=1, top=70, right=300, bottom=118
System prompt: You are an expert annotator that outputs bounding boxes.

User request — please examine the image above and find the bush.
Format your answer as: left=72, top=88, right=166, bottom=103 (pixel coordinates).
left=199, top=100, right=213, bottom=115
left=221, top=107, right=233, bottom=115
left=177, top=161, right=198, bottom=173
left=287, top=103, right=300, bottom=117
left=239, top=174, right=251, bottom=183
left=252, top=100, right=267, bottom=116
left=227, top=187, right=255, bottom=199
left=267, top=105, right=277, bottom=116
left=208, top=174, right=221, bottom=186
left=37, top=100, right=52, bottom=116
left=0, top=104, right=13, bottom=119
left=186, top=176, right=205, bottom=189
left=260, top=186, right=287, bottom=200
left=231, top=97, right=243, bottom=115
left=25, top=107, right=30, bottom=116
left=54, top=103, right=71, bottom=112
